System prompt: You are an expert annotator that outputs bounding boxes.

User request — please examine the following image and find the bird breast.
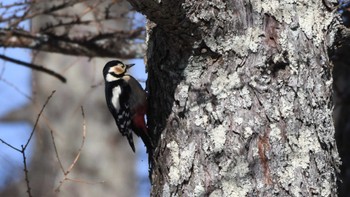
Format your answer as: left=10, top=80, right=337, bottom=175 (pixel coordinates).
left=111, top=86, right=122, bottom=111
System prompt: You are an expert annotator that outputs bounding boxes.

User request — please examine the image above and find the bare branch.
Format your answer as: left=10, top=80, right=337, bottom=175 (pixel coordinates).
left=1, top=1, right=82, bottom=26
left=0, top=0, right=146, bottom=60
left=21, top=145, right=33, bottom=197
left=0, top=138, right=22, bottom=152
left=0, top=90, right=55, bottom=197
left=55, top=106, right=88, bottom=192
left=0, top=28, right=146, bottom=59
left=50, top=106, right=86, bottom=175
left=66, top=106, right=86, bottom=174
left=0, top=54, right=66, bottom=83
left=24, top=90, right=56, bottom=150
left=0, top=77, right=32, bottom=100
left=50, top=130, right=66, bottom=174
left=63, top=177, right=104, bottom=185
left=1, top=130, right=37, bottom=197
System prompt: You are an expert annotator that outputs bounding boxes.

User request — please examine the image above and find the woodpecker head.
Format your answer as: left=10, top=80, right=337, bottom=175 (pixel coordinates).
left=103, top=60, right=134, bottom=82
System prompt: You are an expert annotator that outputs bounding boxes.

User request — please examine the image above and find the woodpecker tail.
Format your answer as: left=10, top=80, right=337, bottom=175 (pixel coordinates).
left=133, top=125, right=153, bottom=152
left=131, top=109, right=153, bottom=151
left=125, top=130, right=136, bottom=152
left=131, top=114, right=154, bottom=182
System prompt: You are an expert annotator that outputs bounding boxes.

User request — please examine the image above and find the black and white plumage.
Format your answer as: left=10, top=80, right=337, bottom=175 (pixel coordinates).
left=103, top=60, right=151, bottom=152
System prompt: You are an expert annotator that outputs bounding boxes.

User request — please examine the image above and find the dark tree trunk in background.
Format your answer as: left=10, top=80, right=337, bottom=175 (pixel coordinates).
left=332, top=27, right=350, bottom=197
left=129, top=0, right=340, bottom=196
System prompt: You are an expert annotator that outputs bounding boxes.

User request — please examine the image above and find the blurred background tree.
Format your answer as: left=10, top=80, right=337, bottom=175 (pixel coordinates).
left=0, top=0, right=148, bottom=196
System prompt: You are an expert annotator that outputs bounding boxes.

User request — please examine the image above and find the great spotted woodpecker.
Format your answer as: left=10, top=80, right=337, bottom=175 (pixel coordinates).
left=103, top=60, right=152, bottom=152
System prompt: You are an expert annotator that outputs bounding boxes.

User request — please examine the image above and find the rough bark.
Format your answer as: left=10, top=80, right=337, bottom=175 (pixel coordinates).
left=129, top=0, right=340, bottom=196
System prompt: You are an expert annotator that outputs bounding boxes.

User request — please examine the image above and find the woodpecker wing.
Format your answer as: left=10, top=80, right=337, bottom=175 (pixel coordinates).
left=115, top=101, right=136, bottom=152
left=124, top=75, right=153, bottom=150
left=105, top=80, right=136, bottom=152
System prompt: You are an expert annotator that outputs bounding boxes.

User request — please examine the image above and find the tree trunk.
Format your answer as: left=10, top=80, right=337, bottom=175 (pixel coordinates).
left=128, top=0, right=340, bottom=196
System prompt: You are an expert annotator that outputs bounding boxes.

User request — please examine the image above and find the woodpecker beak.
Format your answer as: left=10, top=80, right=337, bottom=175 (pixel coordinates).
left=126, top=64, right=135, bottom=69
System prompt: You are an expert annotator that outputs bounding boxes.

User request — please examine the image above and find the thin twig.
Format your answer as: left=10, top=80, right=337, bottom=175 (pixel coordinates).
left=50, top=130, right=65, bottom=174
left=0, top=138, right=22, bottom=152
left=21, top=145, right=33, bottom=197
left=64, top=177, right=104, bottom=185
left=21, top=90, right=55, bottom=197
left=24, top=90, right=56, bottom=150
left=66, top=106, right=86, bottom=174
left=0, top=54, right=66, bottom=83
left=0, top=91, right=56, bottom=197
left=55, top=106, right=87, bottom=192
left=0, top=58, right=32, bottom=100
left=0, top=0, right=145, bottom=59
left=66, top=107, right=86, bottom=175
left=0, top=78, right=32, bottom=101
left=0, top=64, right=6, bottom=78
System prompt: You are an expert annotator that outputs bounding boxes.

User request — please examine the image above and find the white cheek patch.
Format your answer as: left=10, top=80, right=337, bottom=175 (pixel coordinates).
left=112, top=86, right=121, bottom=110
left=106, top=73, right=118, bottom=82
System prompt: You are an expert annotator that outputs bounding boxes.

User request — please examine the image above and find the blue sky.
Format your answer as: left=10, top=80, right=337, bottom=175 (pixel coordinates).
left=131, top=58, right=152, bottom=197
left=0, top=0, right=35, bottom=189
left=0, top=48, right=33, bottom=188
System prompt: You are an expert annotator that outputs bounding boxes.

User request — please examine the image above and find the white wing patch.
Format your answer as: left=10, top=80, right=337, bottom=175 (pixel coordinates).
left=111, top=86, right=121, bottom=110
